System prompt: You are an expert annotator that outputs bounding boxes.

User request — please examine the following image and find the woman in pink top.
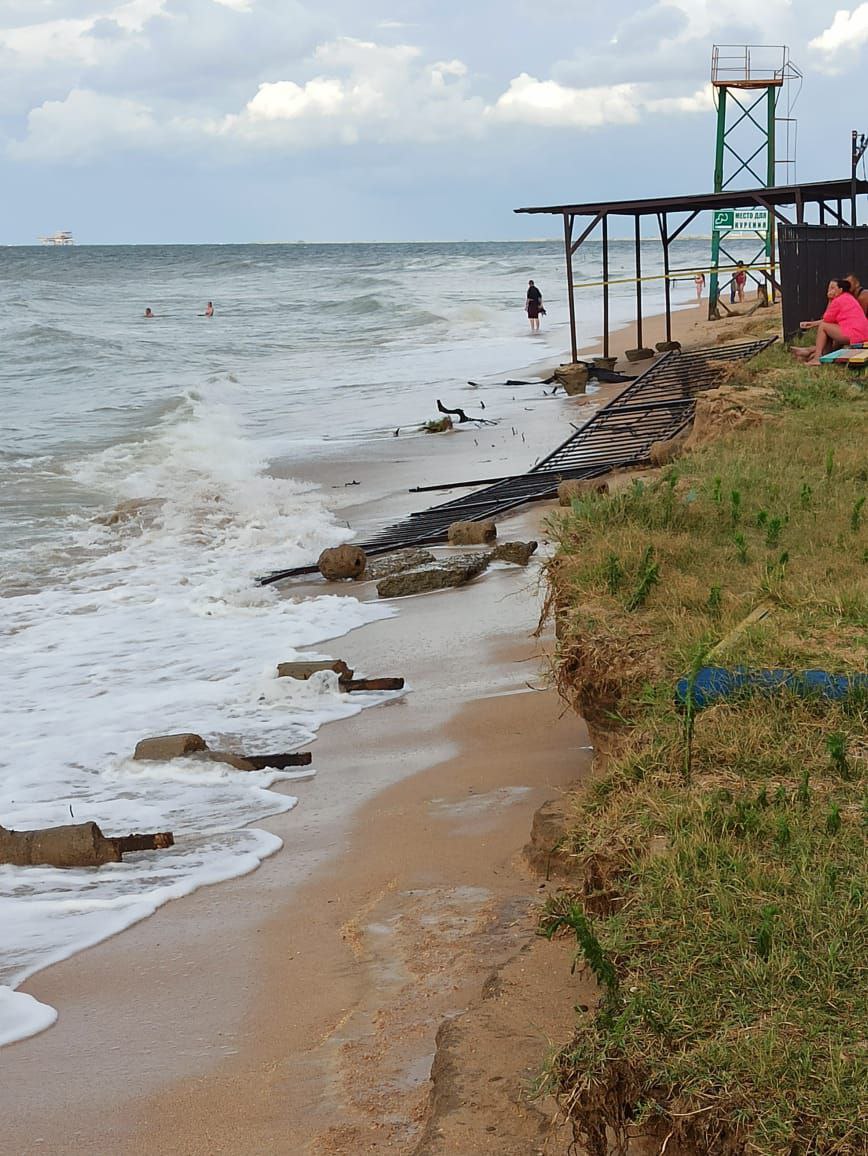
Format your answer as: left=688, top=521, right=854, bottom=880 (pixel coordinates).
left=795, top=279, right=868, bottom=365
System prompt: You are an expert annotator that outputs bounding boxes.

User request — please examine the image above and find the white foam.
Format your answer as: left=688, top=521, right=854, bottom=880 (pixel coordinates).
left=0, top=393, right=394, bottom=1046
left=0, top=987, right=58, bottom=1048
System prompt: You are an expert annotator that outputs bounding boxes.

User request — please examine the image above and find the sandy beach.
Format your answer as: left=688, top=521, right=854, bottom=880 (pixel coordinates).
left=2, top=297, right=763, bottom=1154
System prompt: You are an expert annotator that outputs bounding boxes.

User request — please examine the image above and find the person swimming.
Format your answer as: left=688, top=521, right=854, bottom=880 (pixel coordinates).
left=204, top=301, right=214, bottom=317
left=144, top=307, right=154, bottom=318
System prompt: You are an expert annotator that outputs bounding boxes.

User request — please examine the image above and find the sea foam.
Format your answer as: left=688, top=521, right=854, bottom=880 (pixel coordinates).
left=0, top=391, right=393, bottom=1046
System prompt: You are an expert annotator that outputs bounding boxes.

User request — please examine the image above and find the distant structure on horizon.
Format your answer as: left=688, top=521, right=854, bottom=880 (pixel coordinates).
left=39, top=231, right=74, bottom=246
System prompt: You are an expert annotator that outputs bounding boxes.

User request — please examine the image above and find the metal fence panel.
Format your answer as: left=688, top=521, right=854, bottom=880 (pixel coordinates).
left=778, top=223, right=868, bottom=339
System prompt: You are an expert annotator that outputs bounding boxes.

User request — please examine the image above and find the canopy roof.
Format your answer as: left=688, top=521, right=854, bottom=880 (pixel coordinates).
left=515, top=179, right=868, bottom=218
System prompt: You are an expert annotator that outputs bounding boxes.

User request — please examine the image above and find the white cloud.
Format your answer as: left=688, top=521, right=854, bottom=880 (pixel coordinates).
left=489, top=75, right=640, bottom=127
left=647, top=86, right=714, bottom=115
left=8, top=87, right=158, bottom=160
left=488, top=73, right=711, bottom=128
left=221, top=37, right=483, bottom=148
left=0, top=16, right=99, bottom=66
left=246, top=77, right=349, bottom=121
left=810, top=5, right=868, bottom=60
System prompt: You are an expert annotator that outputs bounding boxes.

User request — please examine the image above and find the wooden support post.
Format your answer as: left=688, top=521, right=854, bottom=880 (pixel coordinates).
left=563, top=213, right=578, bottom=364
left=602, top=215, right=610, bottom=358
left=660, top=211, right=672, bottom=343
left=635, top=214, right=643, bottom=350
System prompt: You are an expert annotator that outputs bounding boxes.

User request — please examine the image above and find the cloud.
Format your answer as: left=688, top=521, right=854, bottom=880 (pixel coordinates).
left=0, top=0, right=326, bottom=113
left=488, top=73, right=711, bottom=128
left=2, top=9, right=722, bottom=164
left=8, top=87, right=158, bottom=160
left=92, top=0, right=325, bottom=100
left=658, top=0, right=794, bottom=40
left=810, top=5, right=868, bottom=63
left=489, top=75, right=640, bottom=127
left=221, top=37, right=483, bottom=148
left=551, top=1, right=802, bottom=92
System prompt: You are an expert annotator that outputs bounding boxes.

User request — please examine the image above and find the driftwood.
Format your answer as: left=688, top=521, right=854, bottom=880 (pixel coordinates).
left=466, top=376, right=556, bottom=387
left=275, top=661, right=402, bottom=693
left=132, top=734, right=311, bottom=772
left=343, top=677, right=405, bottom=692
left=0, top=822, right=174, bottom=869
left=112, top=831, right=175, bottom=855
left=243, top=752, right=313, bottom=770
left=277, top=660, right=353, bottom=681
left=437, top=398, right=470, bottom=422
left=436, top=400, right=496, bottom=426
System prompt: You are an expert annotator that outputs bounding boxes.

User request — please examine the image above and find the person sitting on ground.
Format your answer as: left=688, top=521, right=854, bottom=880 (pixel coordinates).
left=844, top=272, right=868, bottom=316
left=794, top=279, right=868, bottom=365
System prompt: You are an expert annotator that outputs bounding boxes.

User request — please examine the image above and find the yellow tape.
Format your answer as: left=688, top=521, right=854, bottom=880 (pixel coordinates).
left=572, top=264, right=772, bottom=290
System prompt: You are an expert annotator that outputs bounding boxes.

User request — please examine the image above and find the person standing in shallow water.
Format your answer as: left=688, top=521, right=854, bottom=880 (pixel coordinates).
left=204, top=301, right=214, bottom=317
left=525, top=280, right=543, bottom=332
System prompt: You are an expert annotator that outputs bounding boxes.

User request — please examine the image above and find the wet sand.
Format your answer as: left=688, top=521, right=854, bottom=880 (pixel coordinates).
left=1, top=299, right=761, bottom=1154
left=2, top=511, right=588, bottom=1154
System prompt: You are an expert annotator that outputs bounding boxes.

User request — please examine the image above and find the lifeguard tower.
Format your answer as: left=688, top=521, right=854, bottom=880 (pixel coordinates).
left=708, top=45, right=801, bottom=318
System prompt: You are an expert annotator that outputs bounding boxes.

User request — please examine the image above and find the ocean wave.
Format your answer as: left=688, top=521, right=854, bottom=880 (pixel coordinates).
left=317, top=293, right=388, bottom=316
left=0, top=388, right=397, bottom=1046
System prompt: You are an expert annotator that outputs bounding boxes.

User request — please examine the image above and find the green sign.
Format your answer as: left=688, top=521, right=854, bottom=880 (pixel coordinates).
left=713, top=208, right=769, bottom=235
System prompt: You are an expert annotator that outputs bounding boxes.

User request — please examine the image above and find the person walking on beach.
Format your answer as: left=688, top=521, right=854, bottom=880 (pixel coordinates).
left=525, top=280, right=543, bottom=332
left=734, top=262, right=747, bottom=304
left=694, top=272, right=706, bottom=301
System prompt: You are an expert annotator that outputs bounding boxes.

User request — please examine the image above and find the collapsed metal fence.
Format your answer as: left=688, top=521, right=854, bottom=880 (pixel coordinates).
left=258, top=338, right=775, bottom=585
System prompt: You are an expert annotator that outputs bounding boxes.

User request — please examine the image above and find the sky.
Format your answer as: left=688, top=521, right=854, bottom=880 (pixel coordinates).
left=1, top=0, right=867, bottom=243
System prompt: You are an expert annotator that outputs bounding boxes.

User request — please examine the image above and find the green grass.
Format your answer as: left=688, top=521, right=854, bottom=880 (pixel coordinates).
left=541, top=346, right=867, bottom=1155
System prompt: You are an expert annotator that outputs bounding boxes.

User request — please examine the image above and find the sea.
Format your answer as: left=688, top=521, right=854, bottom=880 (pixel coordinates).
left=0, top=237, right=725, bottom=1046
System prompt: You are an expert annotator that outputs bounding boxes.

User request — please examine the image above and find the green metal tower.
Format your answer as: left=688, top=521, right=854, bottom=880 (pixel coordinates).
left=708, top=45, right=801, bottom=319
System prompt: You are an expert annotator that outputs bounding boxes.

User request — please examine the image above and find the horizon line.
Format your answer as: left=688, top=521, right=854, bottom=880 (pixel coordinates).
left=2, top=235, right=716, bottom=247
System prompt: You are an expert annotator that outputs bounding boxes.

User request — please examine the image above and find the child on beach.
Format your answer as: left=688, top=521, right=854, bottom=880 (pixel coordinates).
left=734, top=262, right=747, bottom=303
